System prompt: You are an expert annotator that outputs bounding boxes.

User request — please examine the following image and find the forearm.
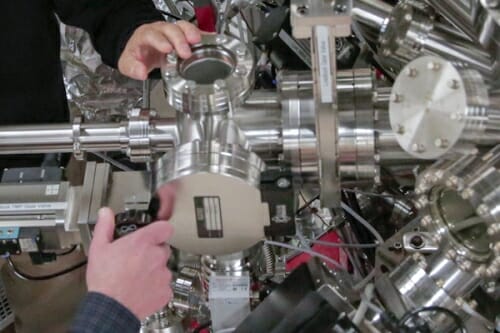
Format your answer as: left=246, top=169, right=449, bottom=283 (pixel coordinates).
left=69, top=292, right=141, bottom=333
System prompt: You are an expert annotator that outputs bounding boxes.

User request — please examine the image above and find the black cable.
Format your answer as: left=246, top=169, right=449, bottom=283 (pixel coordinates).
left=398, top=306, right=467, bottom=333
left=7, top=256, right=87, bottom=281
left=41, top=245, right=78, bottom=257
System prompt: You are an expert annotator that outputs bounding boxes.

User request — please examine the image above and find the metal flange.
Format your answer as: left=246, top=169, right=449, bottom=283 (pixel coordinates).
left=161, top=34, right=254, bottom=114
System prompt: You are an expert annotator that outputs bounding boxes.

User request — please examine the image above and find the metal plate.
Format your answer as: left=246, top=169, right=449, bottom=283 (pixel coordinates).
left=389, top=56, right=467, bottom=159
left=167, top=173, right=270, bottom=255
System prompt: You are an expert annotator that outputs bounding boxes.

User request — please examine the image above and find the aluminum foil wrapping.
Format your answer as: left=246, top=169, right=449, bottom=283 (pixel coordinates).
left=59, top=23, right=143, bottom=122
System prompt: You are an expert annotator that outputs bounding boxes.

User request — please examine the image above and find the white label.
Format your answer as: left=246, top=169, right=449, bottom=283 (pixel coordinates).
left=19, top=238, right=38, bottom=252
left=316, top=26, right=333, bottom=103
left=209, top=275, right=250, bottom=299
left=0, top=202, right=67, bottom=212
left=45, top=184, right=60, bottom=196
left=204, top=197, right=222, bottom=231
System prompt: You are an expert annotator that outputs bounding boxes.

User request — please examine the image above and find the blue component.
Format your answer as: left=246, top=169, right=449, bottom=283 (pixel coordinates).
left=0, top=227, right=19, bottom=240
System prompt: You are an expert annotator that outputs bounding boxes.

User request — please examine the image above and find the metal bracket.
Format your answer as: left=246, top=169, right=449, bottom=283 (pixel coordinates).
left=72, top=117, right=86, bottom=161
left=126, top=108, right=156, bottom=163
left=290, top=0, right=352, bottom=207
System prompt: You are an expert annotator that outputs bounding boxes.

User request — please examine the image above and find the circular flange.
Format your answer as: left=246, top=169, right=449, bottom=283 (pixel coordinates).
left=162, top=34, right=254, bottom=114
left=389, top=56, right=468, bottom=159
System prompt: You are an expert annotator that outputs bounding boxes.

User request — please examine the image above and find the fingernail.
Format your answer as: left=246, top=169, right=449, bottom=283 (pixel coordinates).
left=98, top=207, right=108, bottom=220
left=181, top=45, right=191, bottom=57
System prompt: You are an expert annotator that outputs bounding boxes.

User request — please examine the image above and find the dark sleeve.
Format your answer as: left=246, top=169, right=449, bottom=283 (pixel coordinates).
left=53, top=0, right=165, bottom=68
left=69, top=292, right=141, bottom=333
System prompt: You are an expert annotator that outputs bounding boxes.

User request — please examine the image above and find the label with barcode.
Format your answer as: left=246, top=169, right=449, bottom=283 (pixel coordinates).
left=194, top=196, right=223, bottom=238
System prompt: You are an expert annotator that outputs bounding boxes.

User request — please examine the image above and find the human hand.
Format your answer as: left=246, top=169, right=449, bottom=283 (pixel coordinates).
left=86, top=185, right=177, bottom=320
left=118, top=21, right=201, bottom=80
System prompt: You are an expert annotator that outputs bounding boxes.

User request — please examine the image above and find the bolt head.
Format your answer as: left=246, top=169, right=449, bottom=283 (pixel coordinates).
left=167, top=53, right=177, bottom=63
left=391, top=93, right=403, bottom=103
left=406, top=67, right=418, bottom=77
left=448, top=79, right=460, bottom=90
left=427, top=61, right=441, bottom=71
left=411, top=143, right=426, bottom=153
left=276, top=178, right=291, bottom=189
left=434, top=138, right=449, bottom=149
left=215, top=35, right=228, bottom=44
left=234, top=65, right=248, bottom=76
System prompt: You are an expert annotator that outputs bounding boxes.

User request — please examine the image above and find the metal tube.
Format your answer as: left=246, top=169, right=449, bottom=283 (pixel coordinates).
left=0, top=119, right=178, bottom=155
left=233, top=91, right=283, bottom=157
left=352, top=0, right=392, bottom=31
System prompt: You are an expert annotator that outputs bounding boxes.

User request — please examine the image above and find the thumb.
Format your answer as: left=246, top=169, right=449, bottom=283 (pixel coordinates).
left=90, top=207, right=116, bottom=249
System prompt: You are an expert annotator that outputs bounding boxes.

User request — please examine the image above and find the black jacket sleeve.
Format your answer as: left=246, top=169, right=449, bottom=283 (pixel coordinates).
left=69, top=292, right=141, bottom=333
left=53, top=0, right=164, bottom=68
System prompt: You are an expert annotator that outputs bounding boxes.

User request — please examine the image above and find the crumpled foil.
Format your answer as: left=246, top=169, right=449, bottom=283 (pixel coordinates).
left=59, top=1, right=192, bottom=122
left=60, top=23, right=143, bottom=122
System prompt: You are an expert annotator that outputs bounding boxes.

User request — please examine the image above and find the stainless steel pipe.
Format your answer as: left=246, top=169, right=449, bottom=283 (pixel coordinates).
left=0, top=119, right=178, bottom=155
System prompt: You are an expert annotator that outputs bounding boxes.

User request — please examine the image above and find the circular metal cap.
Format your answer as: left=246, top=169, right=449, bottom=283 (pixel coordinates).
left=162, top=34, right=254, bottom=114
left=389, top=56, right=467, bottom=159
left=153, top=142, right=268, bottom=255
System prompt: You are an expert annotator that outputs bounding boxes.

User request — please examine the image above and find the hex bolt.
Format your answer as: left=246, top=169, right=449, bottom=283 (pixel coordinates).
left=234, top=65, right=248, bottom=76
left=236, top=47, right=247, bottom=57
left=215, top=35, right=228, bottom=44
left=406, top=67, right=418, bottom=77
left=391, top=93, right=404, bottom=103
left=410, top=235, right=425, bottom=249
left=297, top=5, right=309, bottom=15
left=167, top=53, right=177, bottom=64
left=276, top=177, right=291, bottom=189
left=434, top=138, right=449, bottom=149
left=421, top=215, right=433, bottom=227
left=448, top=79, right=460, bottom=90
left=427, top=61, right=441, bottom=71
left=411, top=143, right=426, bottom=153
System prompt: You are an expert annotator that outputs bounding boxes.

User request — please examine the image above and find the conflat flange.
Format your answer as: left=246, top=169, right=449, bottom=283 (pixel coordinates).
left=162, top=34, right=254, bottom=114
left=389, top=56, right=468, bottom=159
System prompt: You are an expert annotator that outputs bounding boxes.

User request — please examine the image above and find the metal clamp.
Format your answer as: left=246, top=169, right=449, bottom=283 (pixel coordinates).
left=72, top=117, right=85, bottom=161
left=126, top=108, right=156, bottom=163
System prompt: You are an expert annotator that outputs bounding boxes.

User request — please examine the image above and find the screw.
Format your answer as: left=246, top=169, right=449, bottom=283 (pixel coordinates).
left=396, top=124, right=405, bottom=134
left=434, top=138, right=449, bottom=149
left=164, top=69, right=176, bottom=79
left=236, top=47, right=247, bottom=57
left=214, top=79, right=227, bottom=90
left=421, top=215, right=433, bottom=227
left=276, top=178, right=291, bottom=189
left=404, top=13, right=412, bottom=22
left=297, top=5, right=309, bottom=15
left=391, top=93, right=403, bottom=103
left=411, top=143, right=426, bottom=153
left=167, top=53, right=177, bottom=63
left=215, top=35, right=227, bottom=44
left=427, top=61, right=441, bottom=71
left=410, top=235, right=425, bottom=249
left=234, top=65, right=248, bottom=76
left=477, top=204, right=489, bottom=217
left=406, top=67, right=418, bottom=77
left=448, top=79, right=460, bottom=90
left=446, top=249, right=457, bottom=260
left=183, top=80, right=196, bottom=93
